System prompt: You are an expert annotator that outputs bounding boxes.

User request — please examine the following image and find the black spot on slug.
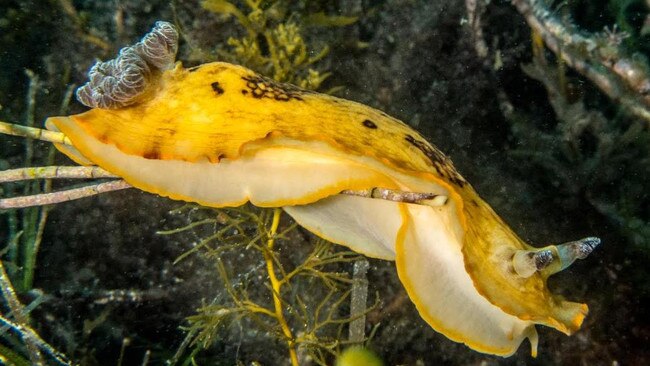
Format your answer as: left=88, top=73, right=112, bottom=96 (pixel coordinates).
left=362, top=119, right=377, bottom=129
left=211, top=81, right=224, bottom=95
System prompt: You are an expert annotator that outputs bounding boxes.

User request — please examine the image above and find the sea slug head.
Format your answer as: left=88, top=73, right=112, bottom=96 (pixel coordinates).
left=76, top=21, right=179, bottom=109
left=459, top=196, right=599, bottom=338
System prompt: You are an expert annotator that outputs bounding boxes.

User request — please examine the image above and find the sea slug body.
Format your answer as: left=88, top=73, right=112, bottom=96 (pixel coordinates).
left=46, top=21, right=599, bottom=357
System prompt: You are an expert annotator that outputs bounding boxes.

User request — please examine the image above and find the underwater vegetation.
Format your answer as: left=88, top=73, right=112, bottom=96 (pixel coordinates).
left=162, top=205, right=375, bottom=365
left=200, top=0, right=356, bottom=90
left=0, top=2, right=380, bottom=365
left=38, top=14, right=606, bottom=360
left=507, top=0, right=650, bottom=254
left=0, top=0, right=648, bottom=365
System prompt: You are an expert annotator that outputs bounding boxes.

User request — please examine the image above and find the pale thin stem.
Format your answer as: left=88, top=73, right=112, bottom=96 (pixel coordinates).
left=1, top=166, right=448, bottom=207
left=58, top=84, right=76, bottom=116
left=0, top=260, right=44, bottom=365
left=0, top=180, right=132, bottom=209
left=0, top=121, right=72, bottom=146
left=140, top=350, right=151, bottom=366
left=341, top=187, right=447, bottom=205
left=0, top=313, right=72, bottom=366
left=0, top=166, right=116, bottom=183
left=348, top=259, right=369, bottom=344
left=465, top=0, right=489, bottom=59
left=23, top=70, right=40, bottom=167
left=512, top=0, right=650, bottom=124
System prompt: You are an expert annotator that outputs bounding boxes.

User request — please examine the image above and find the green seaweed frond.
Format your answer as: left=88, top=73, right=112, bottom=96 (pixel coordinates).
left=0, top=67, right=79, bottom=366
left=1, top=70, right=74, bottom=293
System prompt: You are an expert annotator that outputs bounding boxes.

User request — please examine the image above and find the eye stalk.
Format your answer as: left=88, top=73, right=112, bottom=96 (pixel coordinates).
left=512, top=237, right=601, bottom=278
left=76, top=21, right=179, bottom=109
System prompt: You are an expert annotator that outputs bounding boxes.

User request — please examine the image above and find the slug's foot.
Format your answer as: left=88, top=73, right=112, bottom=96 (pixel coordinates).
left=512, top=237, right=601, bottom=278
left=76, top=21, right=179, bottom=109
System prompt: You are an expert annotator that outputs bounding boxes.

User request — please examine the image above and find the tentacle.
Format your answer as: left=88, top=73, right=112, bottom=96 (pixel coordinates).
left=511, top=237, right=601, bottom=278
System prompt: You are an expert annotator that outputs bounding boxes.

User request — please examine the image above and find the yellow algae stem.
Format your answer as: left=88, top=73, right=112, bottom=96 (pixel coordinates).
left=263, top=208, right=299, bottom=366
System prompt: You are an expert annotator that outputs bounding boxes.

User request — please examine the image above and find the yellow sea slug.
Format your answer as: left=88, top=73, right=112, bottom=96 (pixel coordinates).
left=45, top=21, right=599, bottom=356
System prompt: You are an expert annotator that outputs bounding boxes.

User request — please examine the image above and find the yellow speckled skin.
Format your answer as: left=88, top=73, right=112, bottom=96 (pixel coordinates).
left=70, top=62, right=463, bottom=184
left=49, top=61, right=588, bottom=355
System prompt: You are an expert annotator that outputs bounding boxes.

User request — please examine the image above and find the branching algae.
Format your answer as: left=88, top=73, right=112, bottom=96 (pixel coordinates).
left=160, top=204, right=372, bottom=365
left=200, top=0, right=356, bottom=90
left=40, top=21, right=602, bottom=357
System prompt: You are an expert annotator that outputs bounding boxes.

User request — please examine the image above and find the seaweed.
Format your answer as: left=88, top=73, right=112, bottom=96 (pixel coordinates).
left=163, top=5, right=374, bottom=364
left=201, top=0, right=356, bottom=89
left=2, top=2, right=371, bottom=364
left=0, top=69, right=78, bottom=365
left=510, top=55, right=649, bottom=251
left=161, top=205, right=377, bottom=365
left=8, top=0, right=647, bottom=364
left=505, top=2, right=650, bottom=253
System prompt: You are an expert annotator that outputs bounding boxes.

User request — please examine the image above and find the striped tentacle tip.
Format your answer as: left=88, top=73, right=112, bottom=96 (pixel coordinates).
left=76, top=21, right=179, bottom=109
left=553, top=236, right=601, bottom=272
left=512, top=236, right=601, bottom=278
